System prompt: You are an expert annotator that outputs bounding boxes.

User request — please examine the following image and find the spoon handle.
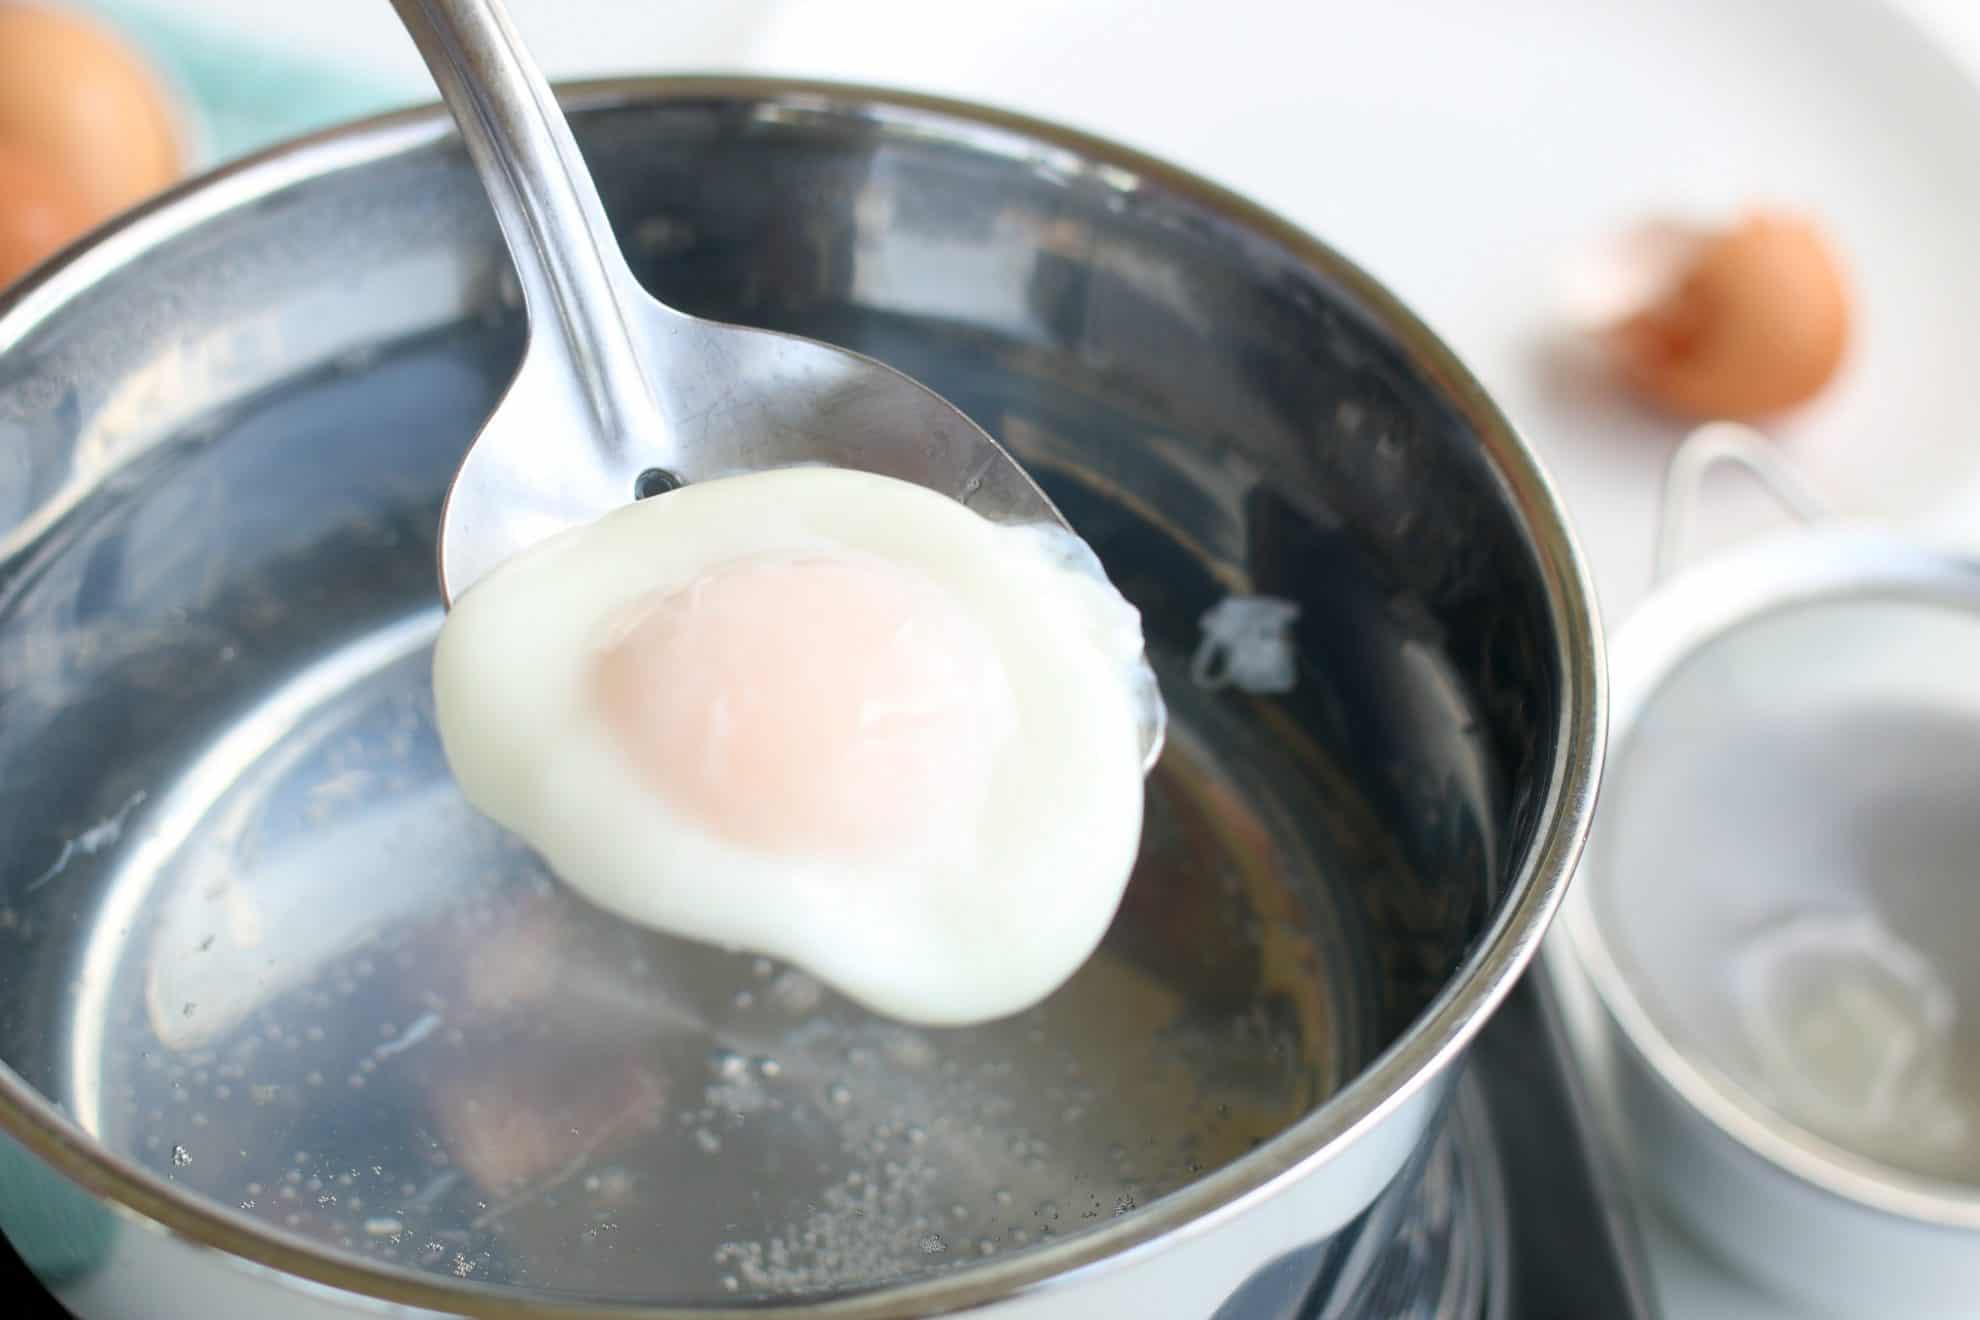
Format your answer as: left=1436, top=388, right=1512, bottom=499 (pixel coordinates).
left=391, top=0, right=667, bottom=460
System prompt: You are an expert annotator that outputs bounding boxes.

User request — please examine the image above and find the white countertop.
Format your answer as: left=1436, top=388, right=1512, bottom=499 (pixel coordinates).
left=119, top=0, right=1980, bottom=89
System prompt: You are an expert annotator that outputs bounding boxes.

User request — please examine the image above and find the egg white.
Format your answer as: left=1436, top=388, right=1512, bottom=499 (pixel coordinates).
left=432, top=466, right=1157, bottom=1026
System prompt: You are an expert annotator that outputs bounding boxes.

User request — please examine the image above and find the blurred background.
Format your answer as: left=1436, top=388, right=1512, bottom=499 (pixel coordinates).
left=6, top=2, right=1980, bottom=1316
left=6, top=0, right=1979, bottom=626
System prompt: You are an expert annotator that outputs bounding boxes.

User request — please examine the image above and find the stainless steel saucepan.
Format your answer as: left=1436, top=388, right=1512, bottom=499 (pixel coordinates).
left=0, top=80, right=1602, bottom=1318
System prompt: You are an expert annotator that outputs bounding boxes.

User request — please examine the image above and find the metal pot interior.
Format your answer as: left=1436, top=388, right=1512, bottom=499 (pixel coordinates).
left=0, top=82, right=1585, bottom=1308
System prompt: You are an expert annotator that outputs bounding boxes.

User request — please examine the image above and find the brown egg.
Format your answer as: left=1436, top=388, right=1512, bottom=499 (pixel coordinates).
left=1607, top=211, right=1853, bottom=421
left=0, top=139, right=94, bottom=288
left=0, top=3, right=184, bottom=223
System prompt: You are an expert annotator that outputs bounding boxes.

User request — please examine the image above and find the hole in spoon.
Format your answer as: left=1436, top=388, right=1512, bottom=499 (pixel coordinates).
left=634, top=468, right=682, bottom=500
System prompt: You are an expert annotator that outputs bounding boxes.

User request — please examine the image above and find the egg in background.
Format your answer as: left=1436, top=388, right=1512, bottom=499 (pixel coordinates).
left=0, top=2, right=185, bottom=285
left=1560, top=208, right=1854, bottom=423
left=434, top=467, right=1163, bottom=1028
left=0, top=140, right=94, bottom=286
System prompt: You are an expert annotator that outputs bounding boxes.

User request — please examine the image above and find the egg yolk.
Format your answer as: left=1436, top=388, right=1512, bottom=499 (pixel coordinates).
left=588, top=549, right=1016, bottom=863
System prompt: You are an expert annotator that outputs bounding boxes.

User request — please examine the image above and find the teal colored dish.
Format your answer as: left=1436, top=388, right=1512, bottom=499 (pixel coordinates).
left=1, top=1131, right=118, bottom=1283
left=86, top=2, right=406, bottom=164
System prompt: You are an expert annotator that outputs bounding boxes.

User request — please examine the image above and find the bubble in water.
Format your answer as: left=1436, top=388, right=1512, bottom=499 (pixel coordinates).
left=919, top=1232, right=947, bottom=1254
left=827, top=1083, right=852, bottom=1107
left=770, top=969, right=823, bottom=1014
left=694, top=1129, right=723, bottom=1155
left=585, top=1167, right=636, bottom=1204
left=712, top=1050, right=749, bottom=1081
left=976, top=1238, right=997, bottom=1256
left=993, top=1187, right=1012, bottom=1207
left=170, top=1144, right=192, bottom=1168
left=364, top=1217, right=404, bottom=1238
left=1035, top=1201, right=1059, bottom=1221
left=884, top=1032, right=935, bottom=1070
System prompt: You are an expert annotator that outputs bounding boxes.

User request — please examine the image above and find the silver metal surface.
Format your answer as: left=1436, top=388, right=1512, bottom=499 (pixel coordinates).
left=1561, top=427, right=1980, bottom=1315
left=391, top=2, right=1073, bottom=651
left=1328, top=1074, right=1511, bottom=1320
left=0, top=81, right=1603, bottom=1318
left=1651, top=421, right=1826, bottom=583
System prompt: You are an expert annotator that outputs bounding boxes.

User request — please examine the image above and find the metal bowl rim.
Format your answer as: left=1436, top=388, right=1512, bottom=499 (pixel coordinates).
left=1559, top=524, right=1980, bottom=1232
left=0, top=75, right=1606, bottom=1317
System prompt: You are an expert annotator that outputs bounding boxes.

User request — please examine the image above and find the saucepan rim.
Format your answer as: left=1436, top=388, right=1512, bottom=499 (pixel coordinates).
left=0, top=75, right=1605, bottom=1318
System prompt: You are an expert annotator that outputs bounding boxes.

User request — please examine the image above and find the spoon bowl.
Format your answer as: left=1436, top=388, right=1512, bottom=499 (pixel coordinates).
left=440, top=296, right=1064, bottom=601
left=393, top=0, right=1067, bottom=600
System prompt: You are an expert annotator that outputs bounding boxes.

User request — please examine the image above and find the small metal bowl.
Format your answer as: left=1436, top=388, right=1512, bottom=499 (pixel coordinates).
left=1559, top=428, right=1980, bottom=1316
